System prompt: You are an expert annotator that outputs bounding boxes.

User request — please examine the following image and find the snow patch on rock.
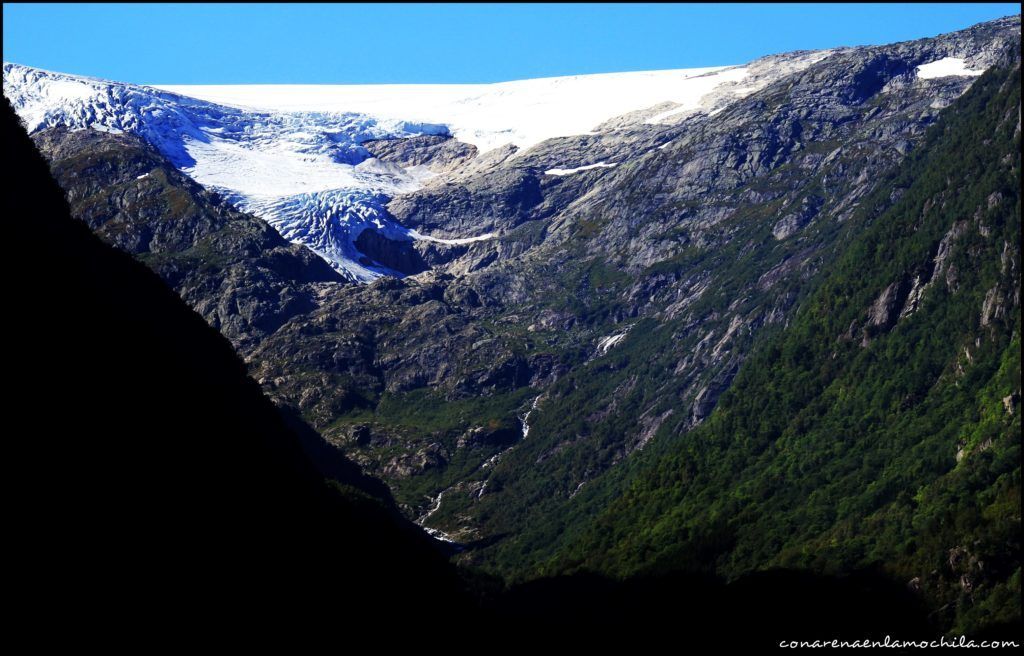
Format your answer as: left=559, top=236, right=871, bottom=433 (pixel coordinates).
left=597, top=332, right=628, bottom=355
left=545, top=162, right=618, bottom=176
left=916, top=57, right=985, bottom=79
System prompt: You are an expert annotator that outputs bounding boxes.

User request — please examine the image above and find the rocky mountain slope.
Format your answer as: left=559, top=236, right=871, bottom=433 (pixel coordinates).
left=551, top=62, right=1022, bottom=635
left=5, top=14, right=1020, bottom=635
left=31, top=126, right=343, bottom=350
left=245, top=15, right=1019, bottom=554
left=7, top=92, right=960, bottom=650
left=3, top=60, right=480, bottom=281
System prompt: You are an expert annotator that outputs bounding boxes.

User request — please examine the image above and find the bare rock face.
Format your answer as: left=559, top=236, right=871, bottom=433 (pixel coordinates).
left=388, top=166, right=545, bottom=236
left=383, top=443, right=449, bottom=479
left=868, top=280, right=909, bottom=329
left=354, top=229, right=428, bottom=275
left=773, top=196, right=824, bottom=240
left=980, top=285, right=1008, bottom=326
left=363, top=134, right=478, bottom=173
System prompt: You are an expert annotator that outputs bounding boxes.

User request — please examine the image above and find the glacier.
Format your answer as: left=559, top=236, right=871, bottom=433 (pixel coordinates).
left=155, top=66, right=750, bottom=154
left=3, top=62, right=464, bottom=282
left=3, top=54, right=831, bottom=282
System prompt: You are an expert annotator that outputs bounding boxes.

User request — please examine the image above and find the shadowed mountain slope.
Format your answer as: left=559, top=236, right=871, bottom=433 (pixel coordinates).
left=3, top=97, right=470, bottom=631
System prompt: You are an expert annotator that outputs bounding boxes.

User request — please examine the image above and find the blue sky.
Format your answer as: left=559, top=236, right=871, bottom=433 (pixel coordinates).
left=3, top=3, right=1019, bottom=84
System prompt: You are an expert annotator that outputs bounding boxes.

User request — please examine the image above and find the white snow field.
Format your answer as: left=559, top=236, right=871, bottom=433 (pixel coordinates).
left=5, top=62, right=459, bottom=281
left=157, top=66, right=751, bottom=154
left=544, top=162, right=619, bottom=176
left=916, top=57, right=986, bottom=79
left=4, top=54, right=833, bottom=281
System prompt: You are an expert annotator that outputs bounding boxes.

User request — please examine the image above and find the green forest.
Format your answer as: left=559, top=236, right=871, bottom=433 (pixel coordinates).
left=483, top=66, right=1022, bottom=634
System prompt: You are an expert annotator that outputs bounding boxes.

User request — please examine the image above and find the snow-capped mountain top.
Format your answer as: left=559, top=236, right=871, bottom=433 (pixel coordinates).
left=154, top=50, right=844, bottom=154
left=3, top=54, right=840, bottom=281
left=3, top=62, right=467, bottom=281
left=3, top=62, right=446, bottom=196
left=3, top=44, right=992, bottom=283
left=156, top=66, right=751, bottom=154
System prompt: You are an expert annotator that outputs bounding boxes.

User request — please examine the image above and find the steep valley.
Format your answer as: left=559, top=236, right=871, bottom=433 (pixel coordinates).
left=5, top=14, right=1020, bottom=637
